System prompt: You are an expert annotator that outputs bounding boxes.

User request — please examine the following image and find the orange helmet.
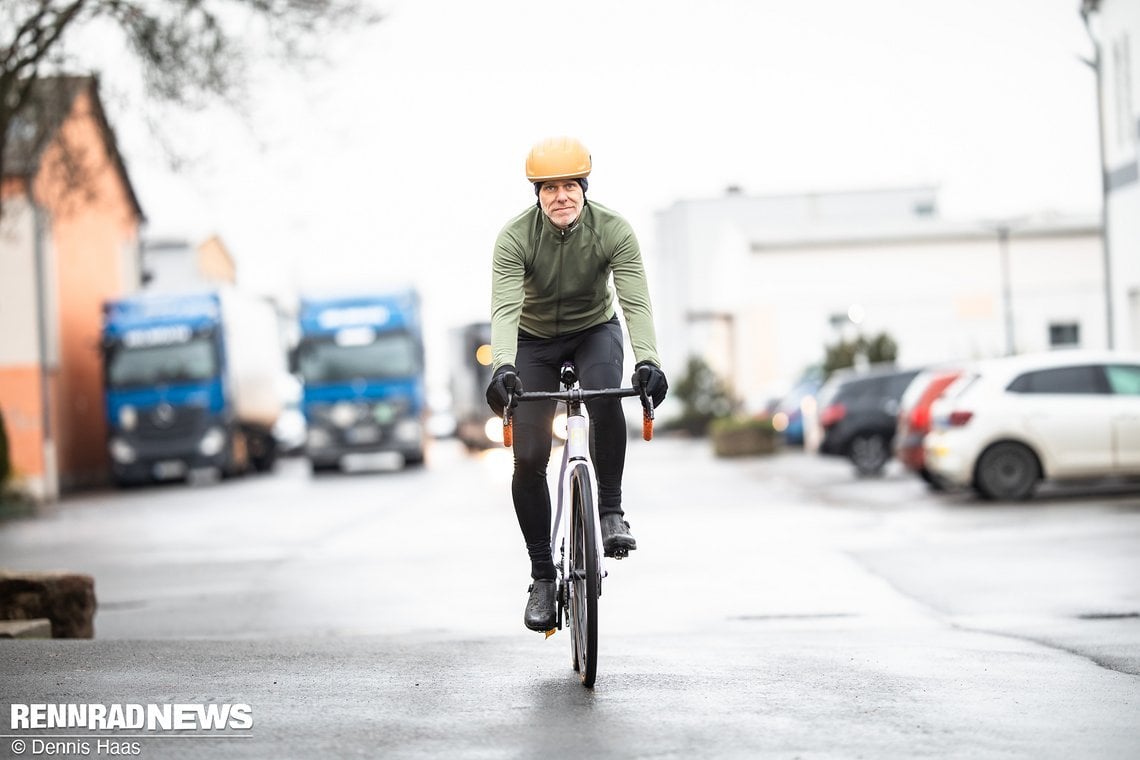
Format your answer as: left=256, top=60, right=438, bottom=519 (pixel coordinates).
left=525, top=137, right=592, bottom=183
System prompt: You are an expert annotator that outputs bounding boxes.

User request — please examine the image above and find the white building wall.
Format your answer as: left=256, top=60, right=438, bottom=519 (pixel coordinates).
left=141, top=239, right=226, bottom=293
left=0, top=195, right=39, bottom=364
left=1091, top=0, right=1140, bottom=351
left=654, top=187, right=946, bottom=385
left=655, top=188, right=1103, bottom=410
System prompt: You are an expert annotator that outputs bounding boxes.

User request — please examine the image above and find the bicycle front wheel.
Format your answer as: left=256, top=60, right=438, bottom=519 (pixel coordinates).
left=568, top=463, right=599, bottom=687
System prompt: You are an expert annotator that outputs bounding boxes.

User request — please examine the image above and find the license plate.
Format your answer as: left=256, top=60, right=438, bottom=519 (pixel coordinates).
left=152, top=460, right=187, bottom=480
left=346, top=427, right=381, bottom=444
left=341, top=452, right=404, bottom=472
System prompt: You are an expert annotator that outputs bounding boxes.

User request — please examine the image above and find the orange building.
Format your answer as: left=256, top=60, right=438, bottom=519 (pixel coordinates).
left=0, top=76, right=145, bottom=500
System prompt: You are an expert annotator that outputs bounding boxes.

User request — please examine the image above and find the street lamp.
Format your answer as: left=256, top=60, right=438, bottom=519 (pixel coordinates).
left=981, top=220, right=1024, bottom=357
left=1080, top=2, right=1116, bottom=349
left=997, top=224, right=1015, bottom=356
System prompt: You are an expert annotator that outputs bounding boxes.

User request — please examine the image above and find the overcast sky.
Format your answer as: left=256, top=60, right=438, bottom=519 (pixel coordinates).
left=83, top=0, right=1102, bottom=383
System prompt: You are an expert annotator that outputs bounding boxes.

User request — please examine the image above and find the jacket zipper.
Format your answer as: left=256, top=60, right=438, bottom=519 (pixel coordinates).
left=555, top=230, right=565, bottom=334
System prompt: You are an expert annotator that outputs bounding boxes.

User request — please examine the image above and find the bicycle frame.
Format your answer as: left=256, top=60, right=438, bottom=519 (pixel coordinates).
left=502, top=367, right=652, bottom=685
left=504, top=368, right=653, bottom=625
left=550, top=394, right=603, bottom=618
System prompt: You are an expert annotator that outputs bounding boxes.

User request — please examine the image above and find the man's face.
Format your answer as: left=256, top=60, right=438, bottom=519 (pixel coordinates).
left=538, top=180, right=584, bottom=229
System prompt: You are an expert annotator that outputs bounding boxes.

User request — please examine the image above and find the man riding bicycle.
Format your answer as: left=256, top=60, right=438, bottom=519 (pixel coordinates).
left=485, top=136, right=668, bottom=632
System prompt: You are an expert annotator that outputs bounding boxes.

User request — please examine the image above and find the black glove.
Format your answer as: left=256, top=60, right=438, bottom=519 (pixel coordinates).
left=486, top=364, right=523, bottom=416
left=632, top=361, right=668, bottom=408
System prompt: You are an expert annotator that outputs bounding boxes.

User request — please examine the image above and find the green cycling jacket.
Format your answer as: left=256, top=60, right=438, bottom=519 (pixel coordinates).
left=490, top=200, right=662, bottom=371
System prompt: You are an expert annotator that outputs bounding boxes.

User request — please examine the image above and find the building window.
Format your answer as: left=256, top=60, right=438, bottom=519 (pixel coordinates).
left=1049, top=322, right=1080, bottom=348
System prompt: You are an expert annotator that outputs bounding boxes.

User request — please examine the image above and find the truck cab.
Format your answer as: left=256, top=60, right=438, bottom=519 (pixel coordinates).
left=102, top=290, right=284, bottom=486
left=296, top=291, right=427, bottom=471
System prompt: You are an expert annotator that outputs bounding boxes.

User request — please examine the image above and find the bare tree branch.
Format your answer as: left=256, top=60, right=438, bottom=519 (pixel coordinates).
left=0, top=0, right=380, bottom=217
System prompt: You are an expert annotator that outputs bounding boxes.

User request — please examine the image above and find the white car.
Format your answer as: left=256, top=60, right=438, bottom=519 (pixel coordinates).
left=923, top=350, right=1140, bottom=500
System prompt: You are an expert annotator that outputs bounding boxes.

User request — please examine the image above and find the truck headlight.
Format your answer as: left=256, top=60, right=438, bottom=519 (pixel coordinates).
left=199, top=427, right=226, bottom=457
left=109, top=438, right=136, bottom=464
left=394, top=419, right=423, bottom=443
left=330, top=402, right=357, bottom=429
left=118, top=405, right=138, bottom=431
left=307, top=427, right=332, bottom=449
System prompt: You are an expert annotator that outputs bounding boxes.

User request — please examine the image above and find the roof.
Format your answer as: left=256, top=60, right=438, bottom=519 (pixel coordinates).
left=961, top=349, right=1140, bottom=383
left=748, top=214, right=1100, bottom=253
left=2, top=75, right=144, bottom=221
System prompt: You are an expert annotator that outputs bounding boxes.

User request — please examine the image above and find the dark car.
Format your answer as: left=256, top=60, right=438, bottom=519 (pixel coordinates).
left=814, top=366, right=922, bottom=476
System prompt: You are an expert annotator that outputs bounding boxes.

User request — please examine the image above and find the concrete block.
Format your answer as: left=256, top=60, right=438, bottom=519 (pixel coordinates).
left=0, top=571, right=96, bottom=638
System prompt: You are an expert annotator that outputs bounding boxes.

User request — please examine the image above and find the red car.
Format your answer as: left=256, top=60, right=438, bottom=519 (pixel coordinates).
left=895, top=368, right=963, bottom=487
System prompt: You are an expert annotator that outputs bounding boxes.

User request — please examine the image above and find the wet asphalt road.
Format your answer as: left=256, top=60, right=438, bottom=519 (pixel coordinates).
left=1, top=437, right=1139, bottom=758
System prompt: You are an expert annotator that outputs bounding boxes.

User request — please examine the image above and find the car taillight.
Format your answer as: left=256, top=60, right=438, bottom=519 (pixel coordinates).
left=948, top=410, right=973, bottom=427
left=910, top=406, right=931, bottom=432
left=819, top=403, right=846, bottom=428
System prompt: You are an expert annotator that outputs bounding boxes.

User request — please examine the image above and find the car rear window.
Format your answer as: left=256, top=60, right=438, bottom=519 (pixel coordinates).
left=1006, top=365, right=1108, bottom=394
left=885, top=370, right=921, bottom=399
left=836, top=377, right=879, bottom=401
left=1106, top=364, right=1140, bottom=395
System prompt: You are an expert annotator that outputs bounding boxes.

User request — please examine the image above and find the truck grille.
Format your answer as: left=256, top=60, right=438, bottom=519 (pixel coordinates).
left=134, top=404, right=206, bottom=441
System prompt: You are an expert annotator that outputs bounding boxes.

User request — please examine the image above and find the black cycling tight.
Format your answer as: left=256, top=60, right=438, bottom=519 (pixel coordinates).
left=511, top=317, right=626, bottom=580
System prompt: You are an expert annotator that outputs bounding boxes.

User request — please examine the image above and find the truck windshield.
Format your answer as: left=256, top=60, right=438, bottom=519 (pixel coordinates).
left=299, top=332, right=419, bottom=383
left=107, top=338, right=219, bottom=388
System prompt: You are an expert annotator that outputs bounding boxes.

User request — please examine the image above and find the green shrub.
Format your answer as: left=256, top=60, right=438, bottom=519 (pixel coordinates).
left=0, top=406, right=10, bottom=488
left=670, top=356, right=739, bottom=436
left=823, top=331, right=898, bottom=377
left=0, top=407, right=31, bottom=515
left=708, top=415, right=779, bottom=457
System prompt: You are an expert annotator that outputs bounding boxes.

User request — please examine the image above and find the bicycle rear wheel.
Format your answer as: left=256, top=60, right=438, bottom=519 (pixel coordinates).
left=568, top=463, right=599, bottom=687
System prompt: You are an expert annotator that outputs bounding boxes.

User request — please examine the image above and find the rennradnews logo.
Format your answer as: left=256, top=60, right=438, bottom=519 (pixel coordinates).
left=10, top=703, right=253, bottom=731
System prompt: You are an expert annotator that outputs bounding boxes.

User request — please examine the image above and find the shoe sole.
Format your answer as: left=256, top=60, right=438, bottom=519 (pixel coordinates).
left=604, top=539, right=637, bottom=559
left=524, top=617, right=555, bottom=632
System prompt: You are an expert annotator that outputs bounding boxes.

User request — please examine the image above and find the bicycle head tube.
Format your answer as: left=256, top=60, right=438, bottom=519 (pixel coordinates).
left=564, top=413, right=590, bottom=460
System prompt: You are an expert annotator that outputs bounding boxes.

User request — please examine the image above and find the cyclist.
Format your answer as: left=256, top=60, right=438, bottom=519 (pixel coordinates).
left=485, top=136, right=669, bottom=632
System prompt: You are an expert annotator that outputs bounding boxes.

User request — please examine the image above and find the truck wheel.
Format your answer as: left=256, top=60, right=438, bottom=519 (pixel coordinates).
left=849, top=433, right=889, bottom=477
left=309, top=459, right=338, bottom=475
left=222, top=430, right=250, bottom=479
left=974, top=442, right=1039, bottom=501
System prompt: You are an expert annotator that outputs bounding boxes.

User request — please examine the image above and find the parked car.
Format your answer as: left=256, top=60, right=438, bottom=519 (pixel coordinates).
left=895, top=367, right=963, bottom=488
left=923, top=350, right=1140, bottom=500
left=772, top=368, right=824, bottom=446
left=814, top=365, right=922, bottom=476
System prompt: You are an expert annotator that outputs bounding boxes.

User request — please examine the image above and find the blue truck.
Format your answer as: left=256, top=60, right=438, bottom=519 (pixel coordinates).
left=101, top=289, right=286, bottom=486
left=295, top=290, right=427, bottom=471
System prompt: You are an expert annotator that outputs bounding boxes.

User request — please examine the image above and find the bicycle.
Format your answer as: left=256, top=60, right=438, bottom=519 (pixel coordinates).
left=503, top=362, right=653, bottom=687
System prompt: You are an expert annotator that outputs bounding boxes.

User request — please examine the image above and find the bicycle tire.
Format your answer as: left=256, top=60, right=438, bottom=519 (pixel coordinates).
left=568, top=462, right=599, bottom=687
